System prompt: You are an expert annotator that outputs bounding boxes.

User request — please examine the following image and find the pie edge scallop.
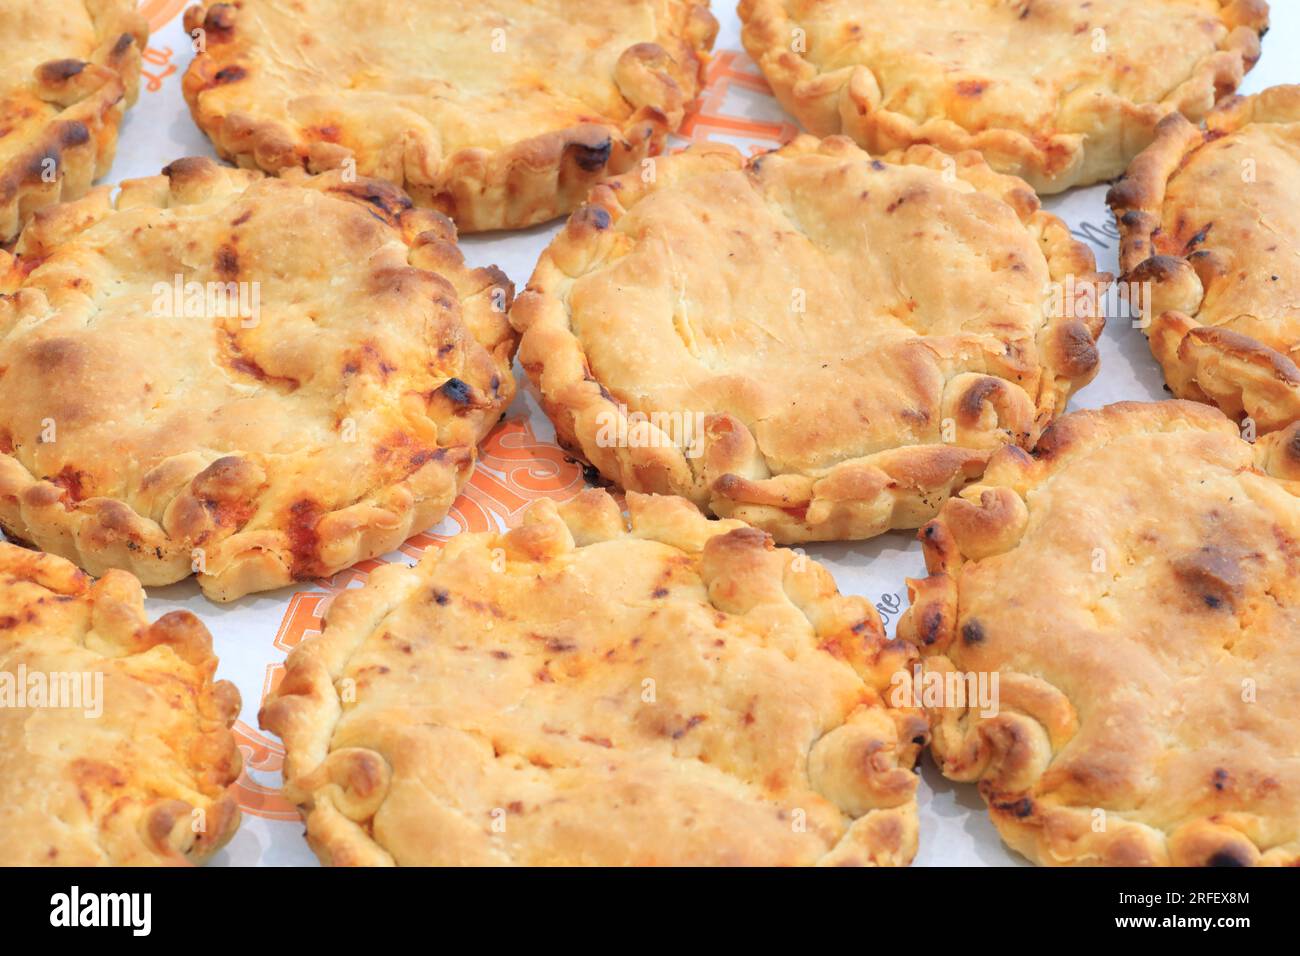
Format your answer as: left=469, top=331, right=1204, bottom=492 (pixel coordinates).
left=0, top=0, right=148, bottom=243
left=896, top=399, right=1300, bottom=866
left=737, top=0, right=1270, bottom=194
left=509, top=134, right=1107, bottom=544
left=0, top=157, right=518, bottom=602
left=0, top=541, right=243, bottom=865
left=179, top=0, right=719, bottom=232
left=1109, top=84, right=1300, bottom=435
left=259, top=488, right=930, bottom=866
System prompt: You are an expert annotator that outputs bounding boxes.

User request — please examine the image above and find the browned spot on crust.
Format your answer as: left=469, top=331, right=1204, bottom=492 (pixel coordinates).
left=286, top=499, right=323, bottom=578
left=1055, top=319, right=1099, bottom=377
left=51, top=466, right=89, bottom=502
left=569, top=137, right=613, bottom=172
left=36, top=59, right=86, bottom=84
left=213, top=65, right=247, bottom=85
left=214, top=243, right=239, bottom=279
left=1171, top=545, right=1247, bottom=611
left=329, top=180, right=414, bottom=224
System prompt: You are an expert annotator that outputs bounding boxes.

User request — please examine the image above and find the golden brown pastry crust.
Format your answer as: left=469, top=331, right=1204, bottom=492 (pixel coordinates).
left=261, top=489, right=928, bottom=866
left=740, top=0, right=1268, bottom=195
left=1110, top=85, right=1300, bottom=434
left=0, top=0, right=147, bottom=242
left=0, top=542, right=241, bottom=865
left=898, top=401, right=1300, bottom=867
left=512, top=135, right=1105, bottom=543
left=181, top=0, right=717, bottom=232
left=0, top=157, right=516, bottom=601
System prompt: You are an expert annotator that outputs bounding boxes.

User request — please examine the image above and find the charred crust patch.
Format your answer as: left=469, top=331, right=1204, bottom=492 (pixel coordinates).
left=572, top=205, right=611, bottom=232
left=213, top=65, right=247, bottom=85
left=330, top=181, right=415, bottom=225
left=570, top=138, right=613, bottom=173
left=917, top=602, right=946, bottom=646
left=992, top=796, right=1034, bottom=819
left=439, top=377, right=473, bottom=405
left=1206, top=849, right=1249, bottom=867
left=1171, top=545, right=1247, bottom=611
left=214, top=243, right=239, bottom=279
left=162, top=157, right=214, bottom=182
left=203, top=3, right=237, bottom=35
left=60, top=122, right=90, bottom=148
left=958, top=378, right=1000, bottom=423
left=1183, top=224, right=1213, bottom=254
left=961, top=620, right=985, bottom=646
left=1055, top=319, right=1100, bottom=377
left=36, top=60, right=86, bottom=85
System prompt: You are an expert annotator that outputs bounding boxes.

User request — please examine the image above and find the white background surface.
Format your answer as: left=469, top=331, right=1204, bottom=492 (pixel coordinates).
left=92, top=3, right=1300, bottom=866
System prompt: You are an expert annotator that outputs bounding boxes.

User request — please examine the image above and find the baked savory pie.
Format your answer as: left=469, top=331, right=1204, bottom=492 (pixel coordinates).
left=739, top=0, right=1269, bottom=195
left=181, top=0, right=717, bottom=232
left=262, top=489, right=928, bottom=866
left=0, top=542, right=242, bottom=865
left=512, top=135, right=1105, bottom=543
left=1111, top=85, right=1300, bottom=434
left=0, top=0, right=147, bottom=242
left=899, top=401, right=1300, bottom=866
left=0, top=157, right=516, bottom=601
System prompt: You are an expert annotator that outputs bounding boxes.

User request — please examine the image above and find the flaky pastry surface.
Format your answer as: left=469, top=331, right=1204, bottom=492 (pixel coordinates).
left=0, top=157, right=516, bottom=601
left=740, top=0, right=1268, bottom=194
left=1111, top=85, right=1300, bottom=434
left=181, top=0, right=717, bottom=232
left=898, top=401, right=1300, bottom=866
left=0, top=543, right=241, bottom=865
left=0, top=0, right=147, bottom=242
left=261, top=490, right=927, bottom=866
left=512, top=135, right=1105, bottom=543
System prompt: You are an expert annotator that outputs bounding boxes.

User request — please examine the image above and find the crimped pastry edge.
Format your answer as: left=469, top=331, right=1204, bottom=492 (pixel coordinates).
left=0, top=0, right=148, bottom=243
left=0, top=541, right=243, bottom=865
left=896, top=400, right=1300, bottom=867
left=737, top=0, right=1269, bottom=195
left=260, top=488, right=929, bottom=866
left=0, top=157, right=517, bottom=601
left=1109, top=84, right=1300, bottom=434
left=510, top=134, right=1107, bottom=544
left=180, top=0, right=719, bottom=232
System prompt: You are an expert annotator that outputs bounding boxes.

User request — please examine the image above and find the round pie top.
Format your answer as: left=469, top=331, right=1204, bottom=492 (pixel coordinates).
left=0, top=157, right=516, bottom=601
left=0, top=543, right=241, bottom=865
left=261, top=489, right=928, bottom=866
left=512, top=135, right=1104, bottom=543
left=0, top=0, right=147, bottom=242
left=899, top=401, right=1300, bottom=866
left=740, top=0, right=1269, bottom=194
left=182, top=0, right=717, bottom=231
left=1111, top=84, right=1300, bottom=434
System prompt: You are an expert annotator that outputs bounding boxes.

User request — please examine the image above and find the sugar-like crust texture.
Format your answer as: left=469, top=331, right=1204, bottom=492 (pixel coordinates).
left=261, top=489, right=928, bottom=866
left=0, top=0, right=148, bottom=243
left=740, top=0, right=1269, bottom=195
left=0, top=542, right=242, bottom=865
left=1110, top=85, right=1300, bottom=434
left=181, top=0, right=717, bottom=232
left=512, top=135, right=1106, bottom=544
left=898, top=400, right=1300, bottom=866
left=0, top=157, right=517, bottom=601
